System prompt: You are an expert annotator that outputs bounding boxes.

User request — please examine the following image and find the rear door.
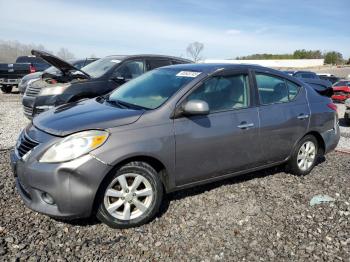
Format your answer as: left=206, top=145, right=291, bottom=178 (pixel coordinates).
left=174, top=69, right=261, bottom=185
left=254, top=71, right=310, bottom=163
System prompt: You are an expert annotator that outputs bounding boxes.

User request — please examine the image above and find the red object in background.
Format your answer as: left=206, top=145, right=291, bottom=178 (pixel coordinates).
left=29, top=64, right=36, bottom=73
left=327, top=103, right=337, bottom=112
left=332, top=86, right=350, bottom=102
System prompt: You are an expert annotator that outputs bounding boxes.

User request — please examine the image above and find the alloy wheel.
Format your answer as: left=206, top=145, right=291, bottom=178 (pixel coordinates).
left=297, top=141, right=316, bottom=171
left=103, top=173, right=154, bottom=220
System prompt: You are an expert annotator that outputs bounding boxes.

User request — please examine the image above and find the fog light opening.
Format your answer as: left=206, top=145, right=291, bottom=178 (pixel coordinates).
left=42, top=192, right=55, bottom=205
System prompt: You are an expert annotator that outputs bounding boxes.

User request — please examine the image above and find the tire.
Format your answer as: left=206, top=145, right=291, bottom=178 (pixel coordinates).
left=1, top=85, right=12, bottom=93
left=96, top=161, right=163, bottom=228
left=286, top=135, right=319, bottom=176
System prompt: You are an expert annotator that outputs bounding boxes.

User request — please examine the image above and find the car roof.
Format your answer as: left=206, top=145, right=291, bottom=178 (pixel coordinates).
left=104, top=54, right=192, bottom=63
left=161, top=63, right=281, bottom=74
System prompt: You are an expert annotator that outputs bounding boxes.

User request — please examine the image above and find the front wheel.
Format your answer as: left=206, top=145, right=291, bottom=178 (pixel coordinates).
left=287, top=135, right=319, bottom=176
left=96, top=162, right=163, bottom=228
left=1, top=85, right=12, bottom=93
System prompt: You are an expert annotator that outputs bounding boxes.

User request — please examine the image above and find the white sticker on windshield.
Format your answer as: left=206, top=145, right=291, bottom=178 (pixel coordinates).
left=110, top=59, right=121, bottom=63
left=176, top=71, right=201, bottom=77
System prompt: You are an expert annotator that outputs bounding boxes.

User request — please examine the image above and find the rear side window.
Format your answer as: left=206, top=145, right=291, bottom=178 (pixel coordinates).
left=256, top=74, right=289, bottom=104
left=147, top=59, right=171, bottom=70
left=256, top=74, right=301, bottom=104
left=16, top=56, right=45, bottom=64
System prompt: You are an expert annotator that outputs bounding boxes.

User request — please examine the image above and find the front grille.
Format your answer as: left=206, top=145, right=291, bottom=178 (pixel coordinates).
left=23, top=105, right=33, bottom=116
left=16, top=132, right=39, bottom=157
left=25, top=84, right=42, bottom=97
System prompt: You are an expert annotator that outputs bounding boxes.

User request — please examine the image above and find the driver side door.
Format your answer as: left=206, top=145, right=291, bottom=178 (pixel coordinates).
left=173, top=70, right=261, bottom=186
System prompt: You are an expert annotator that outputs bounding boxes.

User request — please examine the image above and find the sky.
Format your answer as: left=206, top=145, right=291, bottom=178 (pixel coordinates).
left=0, top=0, right=349, bottom=59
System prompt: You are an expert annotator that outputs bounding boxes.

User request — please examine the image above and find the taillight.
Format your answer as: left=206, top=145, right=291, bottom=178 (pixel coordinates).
left=29, top=64, right=36, bottom=73
left=327, top=103, right=337, bottom=112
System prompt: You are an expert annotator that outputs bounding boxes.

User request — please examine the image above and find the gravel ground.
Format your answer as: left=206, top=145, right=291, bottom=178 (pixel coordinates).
left=0, top=150, right=349, bottom=261
left=0, top=92, right=29, bottom=150
left=0, top=92, right=349, bottom=261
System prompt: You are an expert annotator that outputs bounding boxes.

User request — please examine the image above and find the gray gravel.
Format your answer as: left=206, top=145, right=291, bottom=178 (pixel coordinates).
left=0, top=150, right=349, bottom=261
left=0, top=93, right=29, bottom=150
left=0, top=92, right=349, bottom=261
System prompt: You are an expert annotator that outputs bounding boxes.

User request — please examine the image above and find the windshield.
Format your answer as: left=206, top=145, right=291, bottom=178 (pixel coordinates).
left=108, top=68, right=201, bottom=109
left=81, top=57, right=122, bottom=78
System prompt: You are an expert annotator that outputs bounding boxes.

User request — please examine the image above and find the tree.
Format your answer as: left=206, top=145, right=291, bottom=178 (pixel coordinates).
left=186, top=42, right=204, bottom=62
left=56, top=47, right=75, bottom=60
left=324, top=51, right=343, bottom=65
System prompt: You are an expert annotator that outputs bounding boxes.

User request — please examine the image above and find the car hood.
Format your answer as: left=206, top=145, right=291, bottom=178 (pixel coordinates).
left=31, top=49, right=87, bottom=77
left=33, top=98, right=144, bottom=136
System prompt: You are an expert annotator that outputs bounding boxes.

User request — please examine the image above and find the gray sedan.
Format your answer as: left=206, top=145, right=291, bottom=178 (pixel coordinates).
left=11, top=64, right=340, bottom=228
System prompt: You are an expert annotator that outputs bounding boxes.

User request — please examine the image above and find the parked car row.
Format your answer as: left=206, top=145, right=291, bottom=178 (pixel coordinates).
left=11, top=62, right=340, bottom=228
left=18, top=57, right=98, bottom=94
left=0, top=55, right=50, bottom=93
left=21, top=50, right=191, bottom=119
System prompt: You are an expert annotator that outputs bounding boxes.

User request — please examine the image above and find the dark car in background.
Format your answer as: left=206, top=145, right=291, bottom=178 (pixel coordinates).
left=288, top=71, right=333, bottom=93
left=18, top=58, right=98, bottom=94
left=317, top=73, right=340, bottom=84
left=0, top=55, right=50, bottom=93
left=11, top=63, right=339, bottom=228
left=22, top=50, right=191, bottom=118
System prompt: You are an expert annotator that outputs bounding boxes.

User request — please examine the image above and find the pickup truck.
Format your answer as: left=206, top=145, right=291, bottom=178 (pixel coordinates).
left=0, top=56, right=50, bottom=93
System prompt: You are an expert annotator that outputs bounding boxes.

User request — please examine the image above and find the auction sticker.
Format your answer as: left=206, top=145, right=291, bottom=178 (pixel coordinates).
left=176, top=71, right=201, bottom=77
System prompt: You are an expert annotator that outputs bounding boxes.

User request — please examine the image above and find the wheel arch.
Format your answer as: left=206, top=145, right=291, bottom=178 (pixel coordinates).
left=302, top=131, right=326, bottom=156
left=91, top=155, right=168, bottom=216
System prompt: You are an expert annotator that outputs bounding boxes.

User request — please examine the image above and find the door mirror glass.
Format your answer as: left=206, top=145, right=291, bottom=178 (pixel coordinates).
left=182, top=100, right=209, bottom=116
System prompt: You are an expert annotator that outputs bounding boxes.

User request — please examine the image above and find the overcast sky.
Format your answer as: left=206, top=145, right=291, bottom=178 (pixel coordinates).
left=0, top=0, right=349, bottom=59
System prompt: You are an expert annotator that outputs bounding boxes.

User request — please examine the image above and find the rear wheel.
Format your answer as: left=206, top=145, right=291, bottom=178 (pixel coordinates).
left=96, top=161, right=163, bottom=228
left=1, top=85, right=12, bottom=93
left=287, top=135, right=319, bottom=176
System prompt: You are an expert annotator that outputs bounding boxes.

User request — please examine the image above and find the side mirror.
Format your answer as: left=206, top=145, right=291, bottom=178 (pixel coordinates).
left=182, top=100, right=209, bottom=116
left=111, top=76, right=127, bottom=83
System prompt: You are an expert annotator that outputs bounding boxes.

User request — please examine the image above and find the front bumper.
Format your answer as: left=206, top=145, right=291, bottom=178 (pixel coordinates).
left=10, top=150, right=112, bottom=219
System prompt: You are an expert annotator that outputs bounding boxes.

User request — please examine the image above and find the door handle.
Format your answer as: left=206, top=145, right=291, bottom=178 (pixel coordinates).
left=297, top=114, right=309, bottom=120
left=237, top=122, right=254, bottom=129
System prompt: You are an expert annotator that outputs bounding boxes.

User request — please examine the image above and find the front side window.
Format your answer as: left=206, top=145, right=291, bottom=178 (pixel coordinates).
left=113, top=60, right=145, bottom=79
left=108, top=68, right=201, bottom=109
left=82, top=56, right=123, bottom=78
left=187, top=74, right=250, bottom=112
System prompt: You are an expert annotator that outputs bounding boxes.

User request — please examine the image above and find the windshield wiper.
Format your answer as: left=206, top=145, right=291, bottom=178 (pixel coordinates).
left=105, top=98, right=149, bottom=110
left=105, top=98, right=129, bottom=109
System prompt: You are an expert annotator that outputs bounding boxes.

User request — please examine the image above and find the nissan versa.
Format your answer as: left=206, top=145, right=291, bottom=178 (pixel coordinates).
left=11, top=64, right=340, bottom=228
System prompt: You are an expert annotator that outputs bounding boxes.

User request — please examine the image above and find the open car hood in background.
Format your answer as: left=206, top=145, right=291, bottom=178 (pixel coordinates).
left=31, top=50, right=89, bottom=77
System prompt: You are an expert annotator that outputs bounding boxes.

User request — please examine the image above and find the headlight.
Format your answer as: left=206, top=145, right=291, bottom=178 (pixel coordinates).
left=345, top=98, right=350, bottom=108
left=39, top=130, right=109, bottom=163
left=40, top=84, right=70, bottom=96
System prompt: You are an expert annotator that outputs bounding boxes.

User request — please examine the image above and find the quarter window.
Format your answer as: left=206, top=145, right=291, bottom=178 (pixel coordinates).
left=187, top=74, right=250, bottom=112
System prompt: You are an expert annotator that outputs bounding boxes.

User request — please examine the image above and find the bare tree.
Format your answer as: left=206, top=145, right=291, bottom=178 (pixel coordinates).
left=0, top=40, right=51, bottom=63
left=186, top=42, right=204, bottom=62
left=56, top=47, right=75, bottom=60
